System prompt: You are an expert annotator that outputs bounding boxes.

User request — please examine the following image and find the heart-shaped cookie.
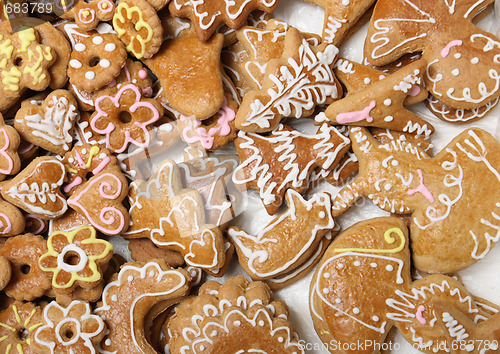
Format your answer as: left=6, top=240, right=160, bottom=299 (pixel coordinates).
left=15, top=90, right=79, bottom=155
left=1, top=157, right=67, bottom=219
left=68, top=170, right=129, bottom=236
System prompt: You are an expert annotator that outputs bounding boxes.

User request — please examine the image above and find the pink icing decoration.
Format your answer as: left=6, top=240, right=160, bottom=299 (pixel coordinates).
left=180, top=98, right=235, bottom=149
left=124, top=65, right=132, bottom=81
left=97, top=0, right=113, bottom=12
left=18, top=142, right=34, bottom=155
left=336, top=100, right=376, bottom=124
left=407, top=169, right=435, bottom=203
left=106, top=79, right=117, bottom=88
left=0, top=128, right=14, bottom=175
left=0, top=213, right=12, bottom=234
left=75, top=151, right=86, bottom=168
left=415, top=305, right=426, bottom=325
left=408, top=85, right=421, bottom=97
left=64, top=176, right=83, bottom=193
left=92, top=156, right=111, bottom=175
left=142, top=87, right=153, bottom=97
left=78, top=8, right=96, bottom=24
left=67, top=173, right=125, bottom=235
left=24, top=214, right=45, bottom=234
left=379, top=75, right=386, bottom=80
left=91, top=84, right=160, bottom=153
left=138, top=69, right=148, bottom=79
left=441, top=40, right=463, bottom=58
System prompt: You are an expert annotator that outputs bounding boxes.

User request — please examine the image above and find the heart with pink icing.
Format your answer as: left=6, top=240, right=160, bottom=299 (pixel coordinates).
left=68, top=170, right=129, bottom=235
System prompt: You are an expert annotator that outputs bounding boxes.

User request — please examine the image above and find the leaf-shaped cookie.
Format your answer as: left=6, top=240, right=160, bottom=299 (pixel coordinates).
left=235, top=26, right=342, bottom=132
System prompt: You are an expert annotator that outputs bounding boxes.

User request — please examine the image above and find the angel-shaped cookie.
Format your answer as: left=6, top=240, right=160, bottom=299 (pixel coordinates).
left=331, top=127, right=500, bottom=273
left=125, top=159, right=226, bottom=270
left=364, top=0, right=500, bottom=109
left=310, top=217, right=499, bottom=354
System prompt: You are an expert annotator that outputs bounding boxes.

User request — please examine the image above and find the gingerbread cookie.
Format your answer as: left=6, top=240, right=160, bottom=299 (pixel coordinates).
left=68, top=169, right=129, bottom=236
left=326, top=58, right=433, bottom=134
left=168, top=275, right=305, bottom=353
left=0, top=114, right=21, bottom=181
left=0, top=197, right=24, bottom=236
left=67, top=32, right=127, bottom=92
left=426, top=94, right=500, bottom=124
left=14, top=90, right=79, bottom=155
left=168, top=0, right=280, bottom=41
left=39, top=226, right=113, bottom=292
left=1, top=156, right=67, bottom=219
left=128, top=238, right=185, bottom=268
left=331, top=127, right=500, bottom=273
left=0, top=301, right=43, bottom=354
left=235, top=27, right=341, bottom=132
left=364, top=0, right=500, bottom=109
left=310, top=217, right=497, bottom=353
left=95, top=260, right=191, bottom=354
left=90, top=83, right=163, bottom=153
left=62, top=0, right=116, bottom=31
left=228, top=189, right=335, bottom=281
left=33, top=300, right=106, bottom=354
left=0, top=234, right=51, bottom=301
left=233, top=123, right=350, bottom=214
left=144, top=33, right=225, bottom=120
left=125, top=159, right=225, bottom=270
left=0, top=26, right=56, bottom=111
left=112, top=0, right=162, bottom=59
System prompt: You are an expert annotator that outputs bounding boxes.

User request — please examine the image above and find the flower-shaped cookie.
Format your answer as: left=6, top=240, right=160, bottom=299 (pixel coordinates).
left=0, top=301, right=43, bottom=354
left=39, top=226, right=113, bottom=290
left=0, top=27, right=56, bottom=98
left=34, top=300, right=106, bottom=354
left=62, top=0, right=116, bottom=31
left=90, top=83, right=163, bottom=153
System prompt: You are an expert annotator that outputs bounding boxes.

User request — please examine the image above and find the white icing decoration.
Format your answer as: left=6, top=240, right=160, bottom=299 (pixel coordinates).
left=104, top=43, right=116, bottom=52
left=100, top=59, right=111, bottom=68
left=85, top=71, right=95, bottom=80
left=324, top=17, right=348, bottom=44
left=92, top=36, right=103, bottom=45
left=69, top=59, right=82, bottom=69
left=75, top=43, right=86, bottom=52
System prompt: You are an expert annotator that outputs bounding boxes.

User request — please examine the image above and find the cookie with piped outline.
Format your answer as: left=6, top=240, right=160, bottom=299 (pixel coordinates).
left=0, top=114, right=21, bottom=182
left=331, top=127, right=500, bottom=273
left=168, top=275, right=305, bottom=353
left=364, top=0, right=500, bottom=110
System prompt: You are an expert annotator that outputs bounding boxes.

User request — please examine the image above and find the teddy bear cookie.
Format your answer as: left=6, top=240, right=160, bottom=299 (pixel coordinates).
left=168, top=275, right=305, bottom=353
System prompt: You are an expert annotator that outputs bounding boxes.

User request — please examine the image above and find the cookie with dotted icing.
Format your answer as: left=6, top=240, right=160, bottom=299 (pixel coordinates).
left=1, top=156, right=67, bottom=220
left=67, top=32, right=127, bottom=92
left=168, top=0, right=280, bottom=41
left=14, top=90, right=79, bottom=155
left=62, top=0, right=116, bottom=31
left=364, top=0, right=500, bottom=110
left=331, top=127, right=500, bottom=273
left=228, top=189, right=335, bottom=282
left=326, top=58, right=434, bottom=134
left=144, top=33, right=225, bottom=120
left=310, top=216, right=497, bottom=354
left=95, top=260, right=191, bottom=354
left=125, top=158, right=226, bottom=270
left=168, top=275, right=305, bottom=353
left=235, top=26, right=341, bottom=132
left=233, top=123, right=350, bottom=215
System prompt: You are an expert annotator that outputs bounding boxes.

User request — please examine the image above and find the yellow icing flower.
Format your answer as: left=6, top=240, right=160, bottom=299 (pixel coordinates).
left=39, top=226, right=113, bottom=289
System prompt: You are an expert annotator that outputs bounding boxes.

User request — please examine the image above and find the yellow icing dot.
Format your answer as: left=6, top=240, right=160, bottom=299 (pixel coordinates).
left=102, top=2, right=109, bottom=8
left=83, top=9, right=90, bottom=16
